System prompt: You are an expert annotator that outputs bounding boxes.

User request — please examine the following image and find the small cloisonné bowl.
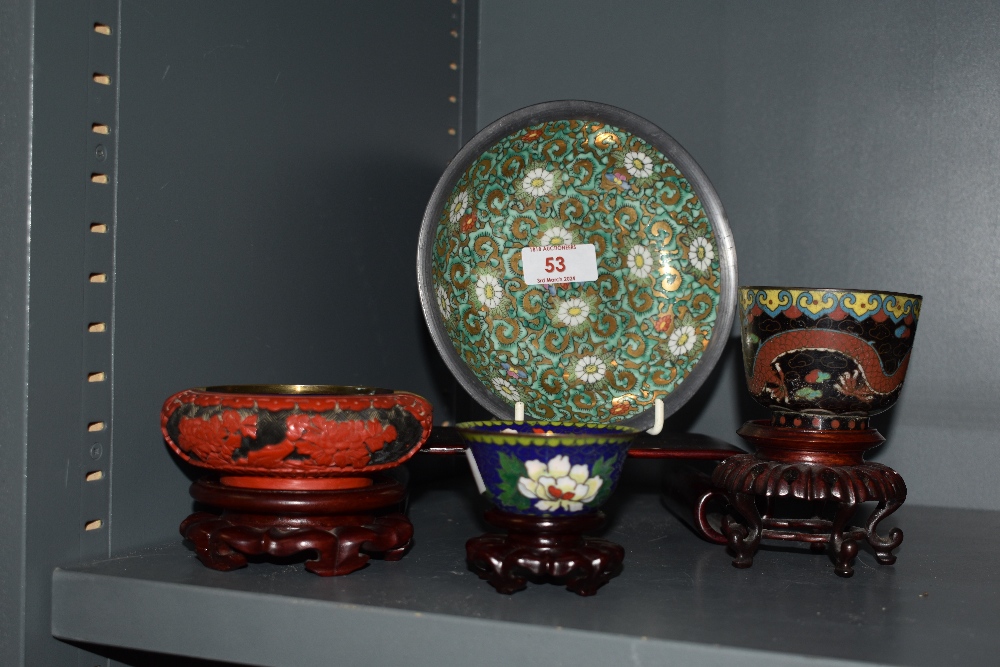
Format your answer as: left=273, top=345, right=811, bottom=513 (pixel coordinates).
left=161, top=385, right=433, bottom=490
left=455, top=421, right=638, bottom=517
left=740, top=286, right=921, bottom=430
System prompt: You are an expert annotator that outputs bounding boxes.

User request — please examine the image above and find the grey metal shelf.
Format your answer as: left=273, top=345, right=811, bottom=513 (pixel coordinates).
left=52, top=468, right=1000, bottom=667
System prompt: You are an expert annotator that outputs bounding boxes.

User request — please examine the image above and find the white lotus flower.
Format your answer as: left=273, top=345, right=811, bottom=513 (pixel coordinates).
left=688, top=236, right=715, bottom=271
left=575, top=355, right=606, bottom=384
left=522, top=168, right=554, bottom=197
left=557, top=298, right=590, bottom=326
left=516, top=455, right=604, bottom=512
left=491, top=376, right=520, bottom=402
left=539, top=226, right=573, bottom=247
left=449, top=190, right=469, bottom=224
left=436, top=284, right=452, bottom=319
left=624, top=151, right=653, bottom=178
left=475, top=274, right=504, bottom=309
left=668, top=325, right=697, bottom=356
left=627, top=245, right=653, bottom=278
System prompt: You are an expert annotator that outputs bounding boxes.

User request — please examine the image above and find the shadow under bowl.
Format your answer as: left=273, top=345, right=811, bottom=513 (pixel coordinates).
left=455, top=420, right=638, bottom=516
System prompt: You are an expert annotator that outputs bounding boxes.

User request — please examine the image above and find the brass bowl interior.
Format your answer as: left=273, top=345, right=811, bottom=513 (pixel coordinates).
left=203, top=384, right=393, bottom=396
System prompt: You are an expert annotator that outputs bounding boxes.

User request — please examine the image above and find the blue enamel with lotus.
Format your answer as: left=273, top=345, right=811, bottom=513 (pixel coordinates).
left=456, top=421, right=636, bottom=516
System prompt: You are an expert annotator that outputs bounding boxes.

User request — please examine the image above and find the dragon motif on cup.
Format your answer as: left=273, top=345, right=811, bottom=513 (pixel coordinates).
left=740, top=288, right=921, bottom=420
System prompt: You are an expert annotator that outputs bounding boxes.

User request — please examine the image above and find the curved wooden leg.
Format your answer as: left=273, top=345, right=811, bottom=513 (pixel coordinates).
left=466, top=534, right=529, bottom=594
left=180, top=513, right=249, bottom=571
left=829, top=503, right=859, bottom=578
left=361, top=514, right=414, bottom=562
left=809, top=501, right=828, bottom=552
left=723, top=492, right=762, bottom=569
left=865, top=499, right=904, bottom=565
left=561, top=539, right=625, bottom=597
left=301, top=515, right=413, bottom=576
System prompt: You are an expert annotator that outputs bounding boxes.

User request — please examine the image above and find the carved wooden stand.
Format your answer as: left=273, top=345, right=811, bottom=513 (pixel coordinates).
left=712, top=420, right=906, bottom=577
left=180, top=475, right=412, bottom=576
left=466, top=509, right=624, bottom=596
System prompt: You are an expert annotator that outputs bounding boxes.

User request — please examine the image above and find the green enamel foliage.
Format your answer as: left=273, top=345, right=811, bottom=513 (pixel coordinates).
left=432, top=119, right=721, bottom=423
left=497, top=452, right=532, bottom=510
left=588, top=456, right=616, bottom=507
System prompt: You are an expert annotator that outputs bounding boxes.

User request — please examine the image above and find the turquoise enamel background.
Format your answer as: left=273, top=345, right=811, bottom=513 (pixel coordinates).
left=431, top=119, right=721, bottom=422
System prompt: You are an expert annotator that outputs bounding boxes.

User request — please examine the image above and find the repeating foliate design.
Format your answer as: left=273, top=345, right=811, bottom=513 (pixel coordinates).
left=431, top=119, right=722, bottom=422
left=740, top=288, right=921, bottom=323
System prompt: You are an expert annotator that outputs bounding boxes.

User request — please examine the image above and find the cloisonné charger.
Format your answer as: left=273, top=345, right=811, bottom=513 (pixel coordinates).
left=417, top=101, right=736, bottom=429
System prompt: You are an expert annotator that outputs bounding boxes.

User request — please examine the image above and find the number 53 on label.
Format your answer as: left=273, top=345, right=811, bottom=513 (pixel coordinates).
left=520, top=244, right=599, bottom=286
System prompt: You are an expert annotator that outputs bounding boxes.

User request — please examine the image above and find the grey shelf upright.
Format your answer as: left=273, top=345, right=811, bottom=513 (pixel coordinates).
left=3, top=1, right=1000, bottom=666
left=3, top=1, right=473, bottom=665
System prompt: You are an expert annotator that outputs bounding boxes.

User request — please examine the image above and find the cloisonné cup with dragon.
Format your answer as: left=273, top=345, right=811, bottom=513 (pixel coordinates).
left=740, top=287, right=921, bottom=431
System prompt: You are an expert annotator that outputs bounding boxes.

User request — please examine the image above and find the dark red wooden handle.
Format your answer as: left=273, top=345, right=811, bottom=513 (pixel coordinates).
left=420, top=443, right=738, bottom=461
left=626, top=447, right=735, bottom=460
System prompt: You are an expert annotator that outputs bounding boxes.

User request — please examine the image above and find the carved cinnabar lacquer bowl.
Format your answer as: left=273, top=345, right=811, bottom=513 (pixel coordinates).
left=455, top=421, right=638, bottom=517
left=740, top=287, right=921, bottom=430
left=161, top=385, right=433, bottom=490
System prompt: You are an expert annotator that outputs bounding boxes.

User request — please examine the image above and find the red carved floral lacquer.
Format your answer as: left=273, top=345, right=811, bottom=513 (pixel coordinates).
left=161, top=387, right=432, bottom=477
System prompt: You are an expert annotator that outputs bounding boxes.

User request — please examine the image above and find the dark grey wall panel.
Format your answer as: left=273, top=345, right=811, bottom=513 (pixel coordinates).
left=457, top=0, right=479, bottom=146
left=3, top=1, right=468, bottom=663
left=712, top=1, right=1000, bottom=510
left=478, top=0, right=725, bottom=181
left=18, top=1, right=110, bottom=665
left=0, top=0, right=33, bottom=662
left=478, top=0, right=1000, bottom=509
left=110, top=1, right=466, bottom=552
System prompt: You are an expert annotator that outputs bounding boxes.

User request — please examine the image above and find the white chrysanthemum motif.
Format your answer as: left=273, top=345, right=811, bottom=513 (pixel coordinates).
left=475, top=274, right=504, bottom=309
left=436, top=284, right=452, bottom=319
left=449, top=190, right=469, bottom=224
left=522, top=168, right=555, bottom=197
left=539, top=226, right=573, bottom=247
left=491, top=376, right=520, bottom=402
left=688, top=236, right=715, bottom=271
left=516, top=455, right=604, bottom=513
left=626, top=245, right=653, bottom=279
left=557, top=298, right=590, bottom=326
left=575, top=355, right=606, bottom=384
left=668, top=325, right=697, bottom=356
left=624, top=151, right=653, bottom=178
